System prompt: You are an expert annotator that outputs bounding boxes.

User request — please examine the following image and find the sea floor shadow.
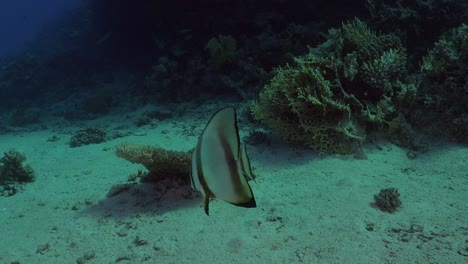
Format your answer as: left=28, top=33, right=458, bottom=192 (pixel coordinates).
left=82, top=177, right=201, bottom=218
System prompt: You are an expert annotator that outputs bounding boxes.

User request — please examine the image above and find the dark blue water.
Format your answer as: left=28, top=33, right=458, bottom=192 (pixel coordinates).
left=0, top=0, right=80, bottom=58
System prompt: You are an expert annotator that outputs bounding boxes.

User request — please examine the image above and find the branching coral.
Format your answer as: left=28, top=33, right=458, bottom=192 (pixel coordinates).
left=326, top=18, right=411, bottom=107
left=252, top=18, right=418, bottom=154
left=252, top=53, right=365, bottom=154
left=360, top=48, right=407, bottom=95
left=0, top=150, right=35, bottom=184
left=412, top=24, right=468, bottom=142
left=366, top=0, right=467, bottom=65
left=0, top=149, right=35, bottom=196
left=421, top=24, right=468, bottom=74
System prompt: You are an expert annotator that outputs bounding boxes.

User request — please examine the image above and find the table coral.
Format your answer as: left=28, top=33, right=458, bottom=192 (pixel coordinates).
left=115, top=142, right=192, bottom=181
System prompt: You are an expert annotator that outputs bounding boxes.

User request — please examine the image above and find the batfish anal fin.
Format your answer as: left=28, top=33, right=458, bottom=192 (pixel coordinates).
left=203, top=194, right=210, bottom=216
left=230, top=197, right=257, bottom=208
left=238, top=143, right=256, bottom=182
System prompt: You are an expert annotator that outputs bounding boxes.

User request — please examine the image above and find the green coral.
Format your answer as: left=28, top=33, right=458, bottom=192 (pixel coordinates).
left=421, top=24, right=468, bottom=73
left=360, top=48, right=407, bottom=94
left=412, top=24, right=468, bottom=142
left=0, top=149, right=35, bottom=195
left=69, top=127, right=107, bottom=147
left=326, top=18, right=410, bottom=106
left=252, top=53, right=364, bottom=154
left=341, top=18, right=379, bottom=51
left=366, top=0, right=467, bottom=66
left=374, top=187, right=401, bottom=213
left=252, top=18, right=417, bottom=154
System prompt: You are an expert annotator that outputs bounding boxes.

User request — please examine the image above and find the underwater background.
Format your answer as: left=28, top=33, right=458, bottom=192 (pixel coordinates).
left=0, top=0, right=467, bottom=263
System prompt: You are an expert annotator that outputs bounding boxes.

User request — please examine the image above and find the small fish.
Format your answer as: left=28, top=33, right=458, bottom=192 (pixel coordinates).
left=191, top=106, right=256, bottom=215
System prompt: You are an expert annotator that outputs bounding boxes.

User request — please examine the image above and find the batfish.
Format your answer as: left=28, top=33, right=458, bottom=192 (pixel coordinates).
left=190, top=106, right=256, bottom=215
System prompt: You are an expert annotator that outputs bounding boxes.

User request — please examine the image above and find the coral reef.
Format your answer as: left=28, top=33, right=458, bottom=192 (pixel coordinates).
left=411, top=24, right=468, bottom=143
left=252, top=18, right=417, bottom=154
left=0, top=55, right=45, bottom=109
left=10, top=108, right=41, bottom=127
left=69, top=127, right=107, bottom=147
left=0, top=150, right=35, bottom=196
left=205, top=35, right=239, bottom=69
left=374, top=188, right=401, bottom=213
left=366, top=0, right=468, bottom=68
left=142, top=40, right=268, bottom=101
left=251, top=53, right=364, bottom=154
left=0, top=0, right=365, bottom=110
left=325, top=18, right=415, bottom=109
left=115, top=142, right=192, bottom=181
left=1, top=0, right=464, bottom=154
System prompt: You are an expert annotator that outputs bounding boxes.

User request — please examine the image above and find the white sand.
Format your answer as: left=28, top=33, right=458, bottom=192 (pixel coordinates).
left=0, top=104, right=467, bottom=263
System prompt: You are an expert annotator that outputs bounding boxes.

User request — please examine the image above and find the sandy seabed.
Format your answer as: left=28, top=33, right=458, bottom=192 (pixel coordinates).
left=0, top=104, right=467, bottom=264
